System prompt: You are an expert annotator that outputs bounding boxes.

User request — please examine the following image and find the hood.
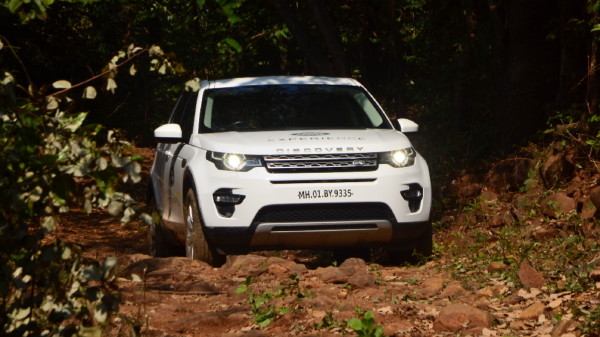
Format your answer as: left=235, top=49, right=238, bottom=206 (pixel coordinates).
left=191, top=129, right=413, bottom=155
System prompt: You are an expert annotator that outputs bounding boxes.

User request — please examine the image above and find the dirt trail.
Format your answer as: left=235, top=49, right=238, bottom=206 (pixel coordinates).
left=56, top=147, right=599, bottom=336
left=57, top=209, right=596, bottom=337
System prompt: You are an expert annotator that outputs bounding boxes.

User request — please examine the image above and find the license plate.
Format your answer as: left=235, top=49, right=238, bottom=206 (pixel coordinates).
left=297, top=189, right=354, bottom=199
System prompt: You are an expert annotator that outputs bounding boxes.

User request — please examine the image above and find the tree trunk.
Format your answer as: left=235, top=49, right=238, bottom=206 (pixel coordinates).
left=307, top=0, right=348, bottom=76
left=494, top=0, right=560, bottom=145
left=271, top=0, right=335, bottom=76
left=587, top=17, right=600, bottom=119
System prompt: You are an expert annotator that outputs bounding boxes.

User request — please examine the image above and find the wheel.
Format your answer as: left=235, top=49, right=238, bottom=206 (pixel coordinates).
left=147, top=195, right=176, bottom=257
left=386, top=222, right=432, bottom=265
left=184, top=188, right=226, bottom=267
left=413, top=221, right=433, bottom=258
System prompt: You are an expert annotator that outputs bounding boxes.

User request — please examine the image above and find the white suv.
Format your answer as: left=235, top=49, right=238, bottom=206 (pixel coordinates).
left=149, top=76, right=431, bottom=266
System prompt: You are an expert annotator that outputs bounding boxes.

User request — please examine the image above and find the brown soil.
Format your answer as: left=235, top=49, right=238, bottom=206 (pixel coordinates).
left=56, top=147, right=600, bottom=337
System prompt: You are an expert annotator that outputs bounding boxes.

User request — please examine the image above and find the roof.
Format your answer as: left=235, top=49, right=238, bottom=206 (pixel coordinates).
left=202, top=76, right=361, bottom=89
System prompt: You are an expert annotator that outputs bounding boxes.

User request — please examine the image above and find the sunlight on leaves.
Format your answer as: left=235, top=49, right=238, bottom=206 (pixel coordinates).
left=106, top=78, right=117, bottom=93
left=52, top=80, right=72, bottom=89
left=83, top=86, right=97, bottom=99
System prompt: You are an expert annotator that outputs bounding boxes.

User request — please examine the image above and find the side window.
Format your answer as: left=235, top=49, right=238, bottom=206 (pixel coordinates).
left=168, top=92, right=198, bottom=141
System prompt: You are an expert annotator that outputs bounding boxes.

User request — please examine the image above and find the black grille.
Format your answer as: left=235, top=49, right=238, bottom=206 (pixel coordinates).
left=263, top=153, right=378, bottom=173
left=252, top=203, right=395, bottom=223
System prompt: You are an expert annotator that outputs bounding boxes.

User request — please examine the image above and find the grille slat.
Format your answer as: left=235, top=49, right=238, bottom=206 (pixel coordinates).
left=253, top=203, right=395, bottom=223
left=264, top=153, right=378, bottom=173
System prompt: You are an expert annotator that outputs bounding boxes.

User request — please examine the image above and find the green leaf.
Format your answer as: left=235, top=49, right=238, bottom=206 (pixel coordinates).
left=63, top=112, right=88, bottom=132
left=235, top=283, right=248, bottom=294
left=223, top=38, right=242, bottom=53
left=347, top=318, right=363, bottom=330
left=196, top=0, right=206, bottom=9
left=277, top=307, right=291, bottom=314
left=7, top=0, right=23, bottom=13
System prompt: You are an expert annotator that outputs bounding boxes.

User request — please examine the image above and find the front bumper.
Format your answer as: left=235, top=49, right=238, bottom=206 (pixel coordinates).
left=189, top=152, right=431, bottom=252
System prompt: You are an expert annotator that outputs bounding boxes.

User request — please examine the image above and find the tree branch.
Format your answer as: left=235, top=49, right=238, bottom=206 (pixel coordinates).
left=47, top=47, right=149, bottom=98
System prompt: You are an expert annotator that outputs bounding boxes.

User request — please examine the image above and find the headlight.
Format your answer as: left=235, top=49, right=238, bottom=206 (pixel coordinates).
left=207, top=151, right=262, bottom=171
left=381, top=148, right=416, bottom=167
left=223, top=153, right=245, bottom=170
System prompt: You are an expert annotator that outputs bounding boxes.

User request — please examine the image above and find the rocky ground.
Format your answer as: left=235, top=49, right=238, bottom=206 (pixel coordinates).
left=58, top=132, right=600, bottom=336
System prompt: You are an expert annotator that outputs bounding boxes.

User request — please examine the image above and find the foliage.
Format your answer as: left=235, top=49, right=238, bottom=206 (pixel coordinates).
left=347, top=310, right=386, bottom=337
left=0, top=35, right=178, bottom=334
left=0, top=98, right=135, bottom=334
left=235, top=274, right=296, bottom=328
left=314, top=310, right=349, bottom=333
left=3, top=0, right=98, bottom=23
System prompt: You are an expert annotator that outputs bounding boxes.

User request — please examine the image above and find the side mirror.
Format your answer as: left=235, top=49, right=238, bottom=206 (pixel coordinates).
left=396, top=118, right=419, bottom=133
left=154, top=123, right=183, bottom=143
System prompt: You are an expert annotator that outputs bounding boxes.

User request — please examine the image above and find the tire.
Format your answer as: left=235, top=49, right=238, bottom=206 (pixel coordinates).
left=147, top=195, right=176, bottom=257
left=184, top=188, right=226, bottom=267
left=387, top=222, right=433, bottom=265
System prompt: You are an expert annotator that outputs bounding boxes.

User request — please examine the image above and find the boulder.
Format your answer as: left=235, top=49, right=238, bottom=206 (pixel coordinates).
left=433, top=303, right=492, bottom=333
left=541, top=148, right=576, bottom=188
left=520, top=301, right=545, bottom=319
left=541, top=192, right=576, bottom=218
left=518, top=261, right=545, bottom=289
left=488, top=158, right=536, bottom=191
left=589, top=186, right=600, bottom=209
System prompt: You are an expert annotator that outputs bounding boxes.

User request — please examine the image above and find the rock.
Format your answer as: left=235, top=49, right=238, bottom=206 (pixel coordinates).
left=432, top=303, right=492, bottom=333
left=121, top=257, right=207, bottom=278
left=458, top=183, right=482, bottom=198
left=512, top=194, right=535, bottom=222
left=347, top=271, right=376, bottom=288
left=502, top=293, right=525, bottom=305
left=541, top=192, right=576, bottom=218
left=488, top=158, right=536, bottom=191
left=312, top=267, right=353, bottom=283
left=477, top=285, right=508, bottom=297
left=520, top=301, right=545, bottom=319
left=339, top=257, right=367, bottom=272
left=181, top=280, right=220, bottom=293
left=532, top=226, right=561, bottom=241
left=438, top=281, right=466, bottom=298
left=518, top=261, right=546, bottom=289
left=480, top=189, right=499, bottom=202
left=541, top=150, right=575, bottom=188
left=580, top=197, right=597, bottom=219
left=415, top=277, right=445, bottom=298
left=304, top=294, right=336, bottom=309
left=590, top=186, right=600, bottom=209
left=488, top=212, right=514, bottom=228
left=383, top=320, right=414, bottom=336
left=450, top=173, right=482, bottom=198
left=226, top=254, right=307, bottom=276
left=487, top=261, right=509, bottom=273
left=551, top=318, right=579, bottom=337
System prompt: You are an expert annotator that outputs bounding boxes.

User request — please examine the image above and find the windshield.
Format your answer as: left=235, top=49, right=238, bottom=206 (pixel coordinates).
left=199, top=84, right=390, bottom=133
